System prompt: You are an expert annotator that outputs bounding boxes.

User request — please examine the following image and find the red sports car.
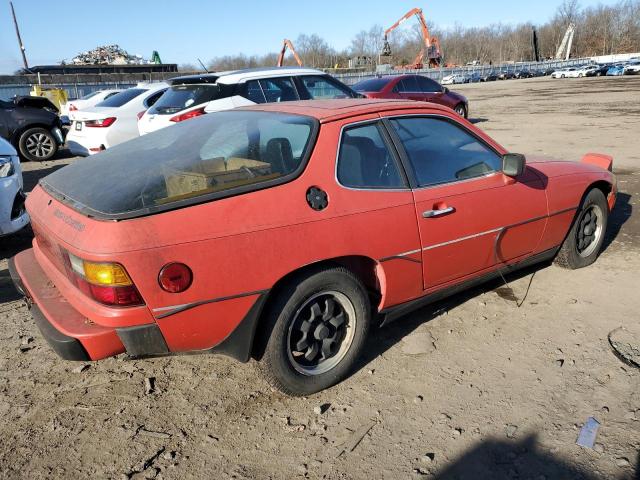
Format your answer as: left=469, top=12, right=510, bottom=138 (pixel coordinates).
left=9, top=99, right=616, bottom=396
left=353, top=74, right=469, bottom=118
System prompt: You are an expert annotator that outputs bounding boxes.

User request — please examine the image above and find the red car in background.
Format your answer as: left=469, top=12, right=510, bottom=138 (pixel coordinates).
left=10, top=99, right=615, bottom=396
left=353, top=74, right=469, bottom=118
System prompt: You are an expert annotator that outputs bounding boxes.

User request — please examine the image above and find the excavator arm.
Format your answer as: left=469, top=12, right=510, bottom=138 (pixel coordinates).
left=277, top=39, right=303, bottom=67
left=382, top=8, right=442, bottom=68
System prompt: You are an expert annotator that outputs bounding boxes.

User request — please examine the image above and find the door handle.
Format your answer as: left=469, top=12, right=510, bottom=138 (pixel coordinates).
left=422, top=206, right=455, bottom=218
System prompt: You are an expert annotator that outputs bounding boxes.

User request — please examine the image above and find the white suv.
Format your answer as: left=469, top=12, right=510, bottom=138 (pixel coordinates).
left=138, top=67, right=359, bottom=135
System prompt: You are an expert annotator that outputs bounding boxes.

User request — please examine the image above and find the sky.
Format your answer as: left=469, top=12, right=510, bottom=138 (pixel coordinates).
left=0, top=0, right=621, bottom=73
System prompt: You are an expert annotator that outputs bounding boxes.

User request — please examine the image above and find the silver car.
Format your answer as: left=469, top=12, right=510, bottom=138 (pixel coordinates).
left=0, top=138, right=29, bottom=236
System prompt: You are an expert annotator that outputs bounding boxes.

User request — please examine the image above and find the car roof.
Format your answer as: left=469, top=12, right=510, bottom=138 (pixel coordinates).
left=235, top=98, right=453, bottom=123
left=169, top=67, right=326, bottom=85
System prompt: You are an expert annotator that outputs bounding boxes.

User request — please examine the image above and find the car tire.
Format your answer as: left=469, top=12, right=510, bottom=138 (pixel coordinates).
left=18, top=127, right=58, bottom=162
left=454, top=103, right=468, bottom=118
left=256, top=266, right=371, bottom=396
left=578, top=73, right=583, bottom=77
left=554, top=188, right=609, bottom=270
left=561, top=74, right=565, bottom=78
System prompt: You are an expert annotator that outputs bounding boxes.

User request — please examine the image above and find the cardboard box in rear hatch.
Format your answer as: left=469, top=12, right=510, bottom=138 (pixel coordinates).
left=163, top=157, right=275, bottom=198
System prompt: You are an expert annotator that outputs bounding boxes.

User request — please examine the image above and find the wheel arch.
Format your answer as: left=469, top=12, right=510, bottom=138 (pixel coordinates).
left=250, top=255, right=384, bottom=360
left=11, top=123, right=56, bottom=147
left=587, top=179, right=613, bottom=211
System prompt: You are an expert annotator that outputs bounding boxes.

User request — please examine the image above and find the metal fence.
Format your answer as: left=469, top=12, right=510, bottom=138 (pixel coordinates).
left=333, top=57, right=591, bottom=85
left=0, top=82, right=139, bottom=101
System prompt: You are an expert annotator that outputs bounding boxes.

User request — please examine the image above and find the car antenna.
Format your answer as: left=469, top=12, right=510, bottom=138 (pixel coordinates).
left=197, top=58, right=209, bottom=74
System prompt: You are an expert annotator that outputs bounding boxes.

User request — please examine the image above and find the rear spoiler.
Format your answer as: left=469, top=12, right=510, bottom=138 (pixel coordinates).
left=581, top=153, right=613, bottom=172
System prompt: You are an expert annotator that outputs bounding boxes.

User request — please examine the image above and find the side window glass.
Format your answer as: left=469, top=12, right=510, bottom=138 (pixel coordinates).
left=245, top=80, right=266, bottom=104
left=259, top=77, right=299, bottom=103
left=390, top=117, right=501, bottom=187
left=416, top=76, right=441, bottom=93
left=144, top=90, right=166, bottom=108
left=398, top=76, right=419, bottom=92
left=337, top=123, right=404, bottom=189
left=300, top=75, right=353, bottom=99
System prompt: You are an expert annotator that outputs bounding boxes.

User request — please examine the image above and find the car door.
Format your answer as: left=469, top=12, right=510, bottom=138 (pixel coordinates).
left=333, top=119, right=423, bottom=305
left=395, top=76, right=425, bottom=102
left=295, top=75, right=356, bottom=99
left=258, top=77, right=300, bottom=103
left=0, top=102, right=11, bottom=140
left=416, top=76, right=446, bottom=105
left=384, top=115, right=547, bottom=290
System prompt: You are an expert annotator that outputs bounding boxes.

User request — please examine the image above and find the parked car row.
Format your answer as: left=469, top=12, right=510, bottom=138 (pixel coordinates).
left=551, top=59, right=640, bottom=78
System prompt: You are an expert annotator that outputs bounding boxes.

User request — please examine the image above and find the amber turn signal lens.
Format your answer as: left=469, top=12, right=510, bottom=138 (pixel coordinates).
left=83, top=261, right=132, bottom=286
left=159, top=263, right=193, bottom=293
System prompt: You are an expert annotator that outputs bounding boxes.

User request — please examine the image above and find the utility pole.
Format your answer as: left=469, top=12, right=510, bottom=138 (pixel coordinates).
left=10, top=1, right=29, bottom=70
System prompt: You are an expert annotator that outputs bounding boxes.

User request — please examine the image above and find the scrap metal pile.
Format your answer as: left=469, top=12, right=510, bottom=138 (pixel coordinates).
left=69, top=44, right=149, bottom=65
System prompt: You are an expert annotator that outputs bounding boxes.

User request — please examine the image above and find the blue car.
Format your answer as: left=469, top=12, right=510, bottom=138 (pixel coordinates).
left=606, top=64, right=625, bottom=76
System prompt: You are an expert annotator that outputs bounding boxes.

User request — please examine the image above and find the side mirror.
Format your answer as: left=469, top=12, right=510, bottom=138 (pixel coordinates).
left=502, top=153, right=526, bottom=177
left=442, top=86, right=449, bottom=93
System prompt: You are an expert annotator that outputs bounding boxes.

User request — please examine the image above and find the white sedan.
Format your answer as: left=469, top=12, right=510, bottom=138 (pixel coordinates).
left=61, top=89, right=122, bottom=119
left=0, top=138, right=29, bottom=236
left=441, top=74, right=467, bottom=85
left=66, top=83, right=167, bottom=156
left=551, top=67, right=578, bottom=78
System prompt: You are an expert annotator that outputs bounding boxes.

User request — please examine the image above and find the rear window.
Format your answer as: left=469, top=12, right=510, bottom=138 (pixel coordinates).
left=352, top=78, right=391, bottom=92
left=148, top=84, right=229, bottom=115
left=42, top=111, right=318, bottom=219
left=96, top=88, right=147, bottom=108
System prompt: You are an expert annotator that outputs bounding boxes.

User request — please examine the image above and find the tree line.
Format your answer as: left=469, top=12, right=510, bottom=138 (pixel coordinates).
left=180, top=0, right=640, bottom=71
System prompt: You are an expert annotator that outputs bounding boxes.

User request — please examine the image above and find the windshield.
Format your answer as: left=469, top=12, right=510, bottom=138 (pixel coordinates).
left=352, top=78, right=391, bottom=92
left=148, top=84, right=227, bottom=115
left=42, top=110, right=317, bottom=219
left=96, top=88, right=147, bottom=108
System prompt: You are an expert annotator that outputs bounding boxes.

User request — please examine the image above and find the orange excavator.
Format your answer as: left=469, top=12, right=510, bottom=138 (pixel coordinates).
left=276, top=39, right=303, bottom=67
left=381, top=7, right=442, bottom=69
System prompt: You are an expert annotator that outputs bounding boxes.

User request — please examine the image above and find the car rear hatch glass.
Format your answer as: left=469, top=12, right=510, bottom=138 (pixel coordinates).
left=96, top=88, right=147, bottom=108
left=41, top=110, right=318, bottom=220
left=147, top=83, right=233, bottom=115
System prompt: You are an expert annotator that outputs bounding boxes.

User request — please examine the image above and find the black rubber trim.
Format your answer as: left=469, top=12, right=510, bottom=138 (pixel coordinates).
left=379, top=246, right=560, bottom=326
left=209, top=292, right=269, bottom=363
left=7, top=257, right=26, bottom=297
left=116, top=324, right=169, bottom=357
left=154, top=289, right=269, bottom=319
left=30, top=303, right=90, bottom=361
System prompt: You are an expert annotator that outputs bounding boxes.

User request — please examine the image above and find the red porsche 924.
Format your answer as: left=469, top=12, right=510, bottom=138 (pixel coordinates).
left=10, top=99, right=616, bottom=395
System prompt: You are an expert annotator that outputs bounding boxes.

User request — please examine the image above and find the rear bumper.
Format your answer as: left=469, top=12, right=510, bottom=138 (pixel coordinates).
left=8, top=248, right=257, bottom=362
left=9, top=249, right=124, bottom=360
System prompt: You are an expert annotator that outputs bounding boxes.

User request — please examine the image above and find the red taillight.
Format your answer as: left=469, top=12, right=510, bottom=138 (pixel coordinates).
left=170, top=107, right=206, bottom=123
left=88, top=282, right=143, bottom=306
left=69, top=104, right=77, bottom=111
left=158, top=263, right=193, bottom=293
left=65, top=251, right=144, bottom=307
left=85, top=117, right=117, bottom=128
left=137, top=110, right=147, bottom=120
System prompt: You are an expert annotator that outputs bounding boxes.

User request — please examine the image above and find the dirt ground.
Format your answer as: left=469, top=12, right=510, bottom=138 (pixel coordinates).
left=0, top=76, right=639, bottom=480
